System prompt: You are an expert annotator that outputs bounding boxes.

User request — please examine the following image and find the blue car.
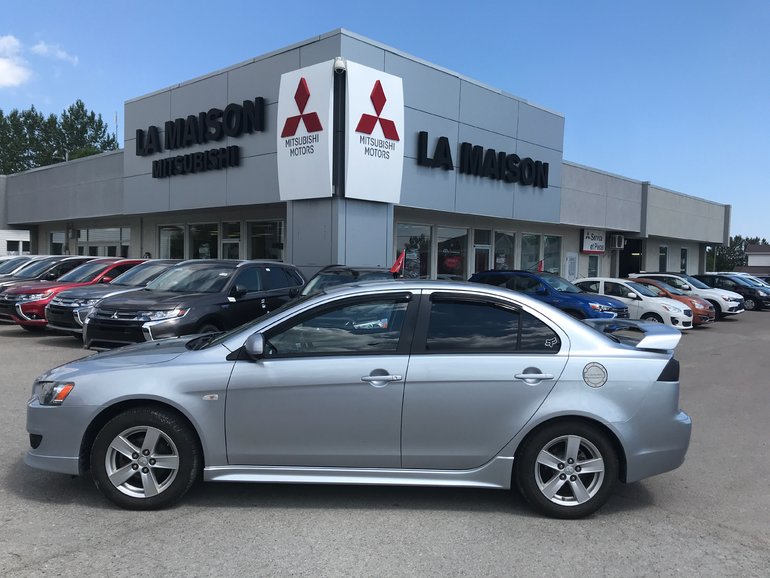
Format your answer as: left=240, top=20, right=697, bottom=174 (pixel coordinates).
left=469, top=270, right=629, bottom=319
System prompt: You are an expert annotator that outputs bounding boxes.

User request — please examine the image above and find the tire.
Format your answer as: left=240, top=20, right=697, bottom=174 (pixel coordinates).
left=515, top=421, right=619, bottom=519
left=641, top=313, right=663, bottom=323
left=743, top=298, right=756, bottom=311
left=196, top=322, right=221, bottom=334
left=90, top=407, right=200, bottom=510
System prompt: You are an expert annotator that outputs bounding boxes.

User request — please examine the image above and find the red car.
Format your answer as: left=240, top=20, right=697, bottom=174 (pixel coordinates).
left=2, top=258, right=144, bottom=331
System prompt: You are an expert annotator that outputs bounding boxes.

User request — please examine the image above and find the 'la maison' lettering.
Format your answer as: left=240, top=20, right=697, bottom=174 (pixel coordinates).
left=416, top=131, right=549, bottom=188
left=136, top=97, right=265, bottom=157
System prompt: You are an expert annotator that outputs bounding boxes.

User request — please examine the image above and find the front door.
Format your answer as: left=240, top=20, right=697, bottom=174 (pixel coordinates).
left=225, top=293, right=415, bottom=467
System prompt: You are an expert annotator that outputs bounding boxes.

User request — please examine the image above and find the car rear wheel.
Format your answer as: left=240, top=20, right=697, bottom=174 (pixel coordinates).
left=515, top=421, right=619, bottom=519
left=91, top=407, right=200, bottom=510
left=641, top=313, right=663, bottom=323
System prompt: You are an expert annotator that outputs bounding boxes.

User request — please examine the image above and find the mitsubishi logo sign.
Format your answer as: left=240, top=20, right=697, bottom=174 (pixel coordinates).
left=276, top=61, right=334, bottom=200
left=345, top=61, right=404, bottom=204
left=281, top=78, right=323, bottom=138
left=355, top=80, right=400, bottom=141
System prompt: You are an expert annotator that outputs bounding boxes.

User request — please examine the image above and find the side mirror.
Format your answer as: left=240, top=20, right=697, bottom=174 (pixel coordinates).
left=626, top=292, right=638, bottom=300
left=101, top=276, right=113, bottom=284
left=289, top=287, right=299, bottom=298
left=243, top=332, right=265, bottom=359
left=535, top=285, right=548, bottom=296
left=681, top=284, right=691, bottom=290
left=44, top=271, right=58, bottom=280
left=231, top=284, right=248, bottom=299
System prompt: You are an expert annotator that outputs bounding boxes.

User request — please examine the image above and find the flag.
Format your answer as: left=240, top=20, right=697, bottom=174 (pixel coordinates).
left=390, top=249, right=406, bottom=274
left=537, top=259, right=544, bottom=272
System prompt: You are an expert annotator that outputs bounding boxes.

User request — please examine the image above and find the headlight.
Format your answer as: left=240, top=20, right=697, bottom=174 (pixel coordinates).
left=73, top=298, right=99, bottom=307
left=17, top=292, right=52, bottom=302
left=589, top=302, right=613, bottom=312
left=721, top=295, right=739, bottom=302
left=138, top=308, right=189, bottom=321
left=661, top=304, right=683, bottom=314
left=33, top=381, right=75, bottom=406
left=693, top=301, right=707, bottom=309
left=757, top=290, right=768, bottom=297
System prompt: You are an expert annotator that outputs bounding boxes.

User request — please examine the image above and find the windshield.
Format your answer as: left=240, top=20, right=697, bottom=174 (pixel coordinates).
left=13, top=258, right=61, bottom=279
left=57, top=262, right=113, bottom=283
left=540, top=274, right=583, bottom=293
left=736, top=276, right=764, bottom=287
left=0, top=257, right=30, bottom=274
left=301, top=270, right=394, bottom=296
left=678, top=274, right=710, bottom=289
left=111, top=262, right=174, bottom=286
left=644, top=282, right=684, bottom=296
left=626, top=281, right=658, bottom=297
left=146, top=264, right=235, bottom=293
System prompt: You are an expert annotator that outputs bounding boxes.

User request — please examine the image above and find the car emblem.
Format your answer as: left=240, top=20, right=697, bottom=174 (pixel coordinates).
left=111, top=311, right=119, bottom=319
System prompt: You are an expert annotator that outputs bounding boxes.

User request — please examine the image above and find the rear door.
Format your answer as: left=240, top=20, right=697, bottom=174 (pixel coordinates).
left=401, top=291, right=568, bottom=469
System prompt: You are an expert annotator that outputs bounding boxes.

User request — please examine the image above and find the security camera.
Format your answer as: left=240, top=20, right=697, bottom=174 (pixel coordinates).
left=333, top=57, right=347, bottom=74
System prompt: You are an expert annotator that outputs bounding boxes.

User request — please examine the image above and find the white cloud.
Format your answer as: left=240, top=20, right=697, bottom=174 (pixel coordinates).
left=0, top=35, right=32, bottom=87
left=31, top=41, right=79, bottom=66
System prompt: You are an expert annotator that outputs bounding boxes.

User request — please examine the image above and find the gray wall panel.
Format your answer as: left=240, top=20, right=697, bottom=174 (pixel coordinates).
left=123, top=174, right=170, bottom=215
left=340, top=36, right=385, bottom=70
left=169, top=167, right=227, bottom=211
left=229, top=102, right=277, bottom=158
left=455, top=172, right=514, bottom=219
left=226, top=154, right=280, bottom=206
left=290, top=199, right=334, bottom=268
left=170, top=73, right=227, bottom=119
left=227, top=49, right=300, bottom=105
left=385, top=53, right=461, bottom=121
left=124, top=92, right=172, bottom=156
left=400, top=161, right=457, bottom=213
left=513, top=185, right=561, bottom=223
left=517, top=102, right=564, bottom=150
left=339, top=199, right=392, bottom=267
left=403, top=110, right=458, bottom=160
left=300, top=36, right=341, bottom=67
left=459, top=81, right=518, bottom=136
left=646, top=186, right=725, bottom=242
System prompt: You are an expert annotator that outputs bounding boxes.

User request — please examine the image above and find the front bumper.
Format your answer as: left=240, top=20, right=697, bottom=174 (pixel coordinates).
left=25, top=401, right=97, bottom=476
left=84, top=316, right=192, bottom=348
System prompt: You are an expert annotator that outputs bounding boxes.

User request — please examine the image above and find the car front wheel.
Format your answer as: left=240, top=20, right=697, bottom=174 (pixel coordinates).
left=91, top=407, right=200, bottom=510
left=743, top=298, right=756, bottom=311
left=515, top=421, right=619, bottom=519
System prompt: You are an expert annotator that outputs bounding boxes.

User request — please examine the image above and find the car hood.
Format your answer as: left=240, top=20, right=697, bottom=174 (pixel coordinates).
left=695, top=287, right=743, bottom=300
left=6, top=280, right=92, bottom=295
left=651, top=296, right=690, bottom=311
left=98, top=290, right=214, bottom=310
left=559, top=291, right=625, bottom=308
left=56, top=284, right=142, bottom=300
left=36, top=336, right=193, bottom=381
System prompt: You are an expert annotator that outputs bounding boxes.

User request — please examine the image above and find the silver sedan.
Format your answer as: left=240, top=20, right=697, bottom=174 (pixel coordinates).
left=25, top=280, right=691, bottom=518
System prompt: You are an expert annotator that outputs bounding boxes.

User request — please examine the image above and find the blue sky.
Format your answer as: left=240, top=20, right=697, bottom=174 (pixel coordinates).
left=1, top=0, right=768, bottom=238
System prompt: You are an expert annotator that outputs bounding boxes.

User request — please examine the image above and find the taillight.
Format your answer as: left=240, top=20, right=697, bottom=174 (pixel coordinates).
left=657, top=358, right=680, bottom=381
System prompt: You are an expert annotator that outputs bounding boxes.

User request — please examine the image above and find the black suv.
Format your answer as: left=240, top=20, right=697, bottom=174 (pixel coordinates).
left=83, top=260, right=305, bottom=348
left=45, top=259, right=181, bottom=337
left=300, top=265, right=397, bottom=296
left=692, top=273, right=770, bottom=311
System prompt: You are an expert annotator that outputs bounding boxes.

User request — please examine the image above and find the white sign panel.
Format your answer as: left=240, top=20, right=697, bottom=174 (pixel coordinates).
left=345, top=61, right=404, bottom=204
left=277, top=61, right=334, bottom=200
left=581, top=229, right=606, bottom=254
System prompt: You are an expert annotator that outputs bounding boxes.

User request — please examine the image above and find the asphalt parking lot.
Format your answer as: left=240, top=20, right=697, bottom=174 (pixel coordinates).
left=1, top=313, right=769, bottom=577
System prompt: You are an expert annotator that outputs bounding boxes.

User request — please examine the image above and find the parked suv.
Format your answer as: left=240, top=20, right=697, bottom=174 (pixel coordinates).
left=468, top=270, right=629, bottom=319
left=301, top=265, right=397, bottom=296
left=2, top=258, right=143, bottom=331
left=45, top=259, right=180, bottom=338
left=692, top=273, right=770, bottom=311
left=0, top=256, right=95, bottom=322
left=83, top=260, right=305, bottom=348
left=574, top=277, right=692, bottom=329
left=627, top=273, right=744, bottom=317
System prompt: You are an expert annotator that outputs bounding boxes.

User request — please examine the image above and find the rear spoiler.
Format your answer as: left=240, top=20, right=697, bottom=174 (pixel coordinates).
left=582, top=318, right=682, bottom=351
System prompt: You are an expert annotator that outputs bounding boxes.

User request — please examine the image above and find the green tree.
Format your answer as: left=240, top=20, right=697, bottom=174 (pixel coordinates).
left=707, top=235, right=769, bottom=271
left=0, top=100, right=118, bottom=174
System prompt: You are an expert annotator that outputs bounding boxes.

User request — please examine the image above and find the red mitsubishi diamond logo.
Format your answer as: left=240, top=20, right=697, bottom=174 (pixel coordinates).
left=355, top=80, right=400, bottom=141
left=281, top=78, right=323, bottom=137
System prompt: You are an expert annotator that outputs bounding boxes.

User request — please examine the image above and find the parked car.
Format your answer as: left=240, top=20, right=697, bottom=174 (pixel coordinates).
left=25, top=279, right=691, bottom=518
left=627, top=273, right=744, bottom=318
left=574, top=277, right=692, bottom=329
left=0, top=257, right=95, bottom=322
left=0, top=255, right=38, bottom=277
left=45, top=260, right=180, bottom=338
left=1, top=259, right=144, bottom=331
left=301, top=265, right=397, bottom=296
left=692, top=273, right=770, bottom=311
left=631, top=278, right=715, bottom=325
left=468, top=270, right=629, bottom=319
left=83, top=260, right=305, bottom=349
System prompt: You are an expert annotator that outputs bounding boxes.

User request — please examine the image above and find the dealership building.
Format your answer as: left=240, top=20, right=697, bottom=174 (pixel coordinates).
left=0, top=30, right=730, bottom=280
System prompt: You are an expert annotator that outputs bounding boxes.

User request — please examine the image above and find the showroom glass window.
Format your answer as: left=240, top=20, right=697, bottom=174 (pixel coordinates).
left=680, top=248, right=688, bottom=273
left=437, top=227, right=468, bottom=280
left=425, top=299, right=560, bottom=354
left=473, top=229, right=491, bottom=273
left=396, top=223, right=432, bottom=279
left=266, top=298, right=409, bottom=355
left=248, top=221, right=284, bottom=261
left=520, top=234, right=541, bottom=272
left=159, top=226, right=184, bottom=259
left=588, top=255, right=600, bottom=277
left=543, top=235, right=562, bottom=274
left=659, top=246, right=668, bottom=272
left=190, top=224, right=218, bottom=260
left=49, top=231, right=66, bottom=254
left=494, top=232, right=515, bottom=269
left=222, top=222, right=241, bottom=260
left=75, top=228, right=130, bottom=257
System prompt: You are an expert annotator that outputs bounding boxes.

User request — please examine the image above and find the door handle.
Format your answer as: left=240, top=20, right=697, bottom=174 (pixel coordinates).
left=514, top=373, right=554, bottom=381
left=361, top=374, right=403, bottom=383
